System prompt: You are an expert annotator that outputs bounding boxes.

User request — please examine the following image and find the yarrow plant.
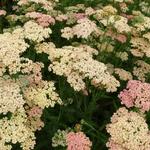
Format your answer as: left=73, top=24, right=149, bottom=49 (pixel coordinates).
left=0, top=0, right=150, bottom=149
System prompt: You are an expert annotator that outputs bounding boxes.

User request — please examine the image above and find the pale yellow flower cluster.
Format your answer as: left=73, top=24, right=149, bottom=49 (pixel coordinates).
left=42, top=45, right=120, bottom=92
left=52, top=129, right=71, bottom=147
left=0, top=78, right=25, bottom=114
left=35, top=42, right=56, bottom=54
left=133, top=60, right=150, bottom=82
left=107, top=107, right=150, bottom=150
left=24, top=81, right=62, bottom=109
left=139, top=2, right=150, bottom=15
left=98, top=42, right=114, bottom=52
left=115, top=52, right=128, bottom=61
left=134, top=16, right=150, bottom=31
left=106, top=63, right=115, bottom=75
left=0, top=140, right=12, bottom=150
left=131, top=37, right=150, bottom=57
left=94, top=6, right=117, bottom=21
left=0, top=109, right=36, bottom=150
left=0, top=74, right=48, bottom=149
left=113, top=16, right=131, bottom=33
left=101, top=15, right=131, bottom=33
left=143, top=32, right=150, bottom=42
left=114, top=0, right=123, bottom=2
left=114, top=68, right=133, bottom=81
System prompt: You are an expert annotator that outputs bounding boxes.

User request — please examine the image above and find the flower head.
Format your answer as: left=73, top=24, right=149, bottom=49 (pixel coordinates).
left=66, top=132, right=92, bottom=150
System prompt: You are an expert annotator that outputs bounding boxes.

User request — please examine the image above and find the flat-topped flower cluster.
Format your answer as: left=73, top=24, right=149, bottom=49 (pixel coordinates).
left=0, top=0, right=150, bottom=149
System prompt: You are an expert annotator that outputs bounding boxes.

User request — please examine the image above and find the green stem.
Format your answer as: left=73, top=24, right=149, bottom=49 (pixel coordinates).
left=0, top=18, right=3, bottom=33
left=85, top=89, right=98, bottom=119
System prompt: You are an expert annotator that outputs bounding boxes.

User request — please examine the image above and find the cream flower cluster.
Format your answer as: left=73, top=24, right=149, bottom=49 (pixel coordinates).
left=106, top=107, right=150, bottom=150
left=0, top=22, right=51, bottom=75
left=6, top=21, right=52, bottom=43
left=24, top=81, right=62, bottom=109
left=45, top=45, right=119, bottom=92
left=35, top=42, right=56, bottom=54
left=0, top=31, right=29, bottom=74
left=143, top=32, right=150, bottom=42
left=0, top=78, right=25, bottom=114
left=17, top=0, right=57, bottom=11
left=133, top=60, right=150, bottom=82
left=61, top=27, right=74, bottom=40
left=23, top=21, right=52, bottom=42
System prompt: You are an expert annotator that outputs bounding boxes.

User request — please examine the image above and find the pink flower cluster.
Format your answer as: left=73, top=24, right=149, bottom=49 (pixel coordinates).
left=0, top=10, right=6, bottom=16
left=107, top=139, right=125, bottom=150
left=119, top=80, right=150, bottom=112
left=106, top=30, right=127, bottom=43
left=66, top=131, right=92, bottom=150
left=74, top=13, right=86, bottom=20
left=27, top=106, right=43, bottom=118
left=26, top=12, right=55, bottom=27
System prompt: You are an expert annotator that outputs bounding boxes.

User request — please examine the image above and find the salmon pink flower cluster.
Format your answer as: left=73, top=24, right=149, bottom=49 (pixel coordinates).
left=66, top=132, right=92, bottom=150
left=119, top=80, right=150, bottom=112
